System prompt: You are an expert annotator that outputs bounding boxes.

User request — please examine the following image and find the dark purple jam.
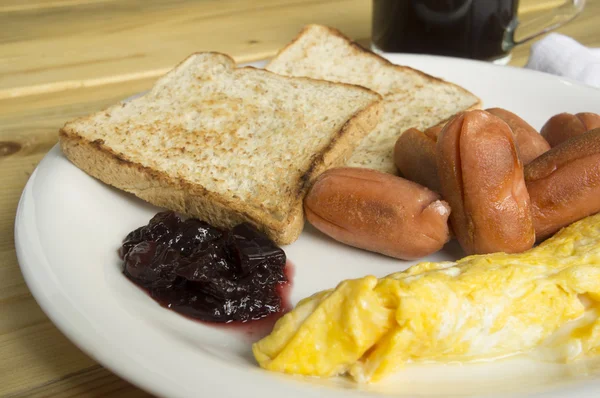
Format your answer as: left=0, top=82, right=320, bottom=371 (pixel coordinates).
left=120, top=211, right=289, bottom=323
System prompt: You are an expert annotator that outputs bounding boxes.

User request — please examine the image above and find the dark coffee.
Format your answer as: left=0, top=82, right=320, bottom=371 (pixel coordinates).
left=372, top=0, right=519, bottom=61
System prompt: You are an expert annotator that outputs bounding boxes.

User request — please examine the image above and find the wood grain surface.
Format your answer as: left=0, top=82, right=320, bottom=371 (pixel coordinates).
left=1, top=0, right=599, bottom=397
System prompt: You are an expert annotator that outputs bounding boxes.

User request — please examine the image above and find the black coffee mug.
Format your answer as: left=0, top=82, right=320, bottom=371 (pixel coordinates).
left=372, top=0, right=586, bottom=63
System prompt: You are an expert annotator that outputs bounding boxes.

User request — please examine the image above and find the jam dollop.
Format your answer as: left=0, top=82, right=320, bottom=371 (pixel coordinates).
left=120, top=211, right=288, bottom=323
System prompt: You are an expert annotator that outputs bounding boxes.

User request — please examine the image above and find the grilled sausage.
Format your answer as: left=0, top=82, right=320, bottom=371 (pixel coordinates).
left=526, top=128, right=600, bottom=241
left=436, top=110, right=535, bottom=254
left=394, top=128, right=440, bottom=192
left=541, top=112, right=600, bottom=147
left=304, top=167, right=451, bottom=260
left=486, top=107, right=550, bottom=164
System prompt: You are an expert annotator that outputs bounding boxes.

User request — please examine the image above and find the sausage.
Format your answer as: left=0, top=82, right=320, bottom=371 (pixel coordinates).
left=423, top=108, right=550, bottom=165
left=486, top=108, right=550, bottom=164
left=424, top=122, right=445, bottom=141
left=304, top=167, right=451, bottom=260
left=436, top=110, right=535, bottom=255
left=540, top=112, right=600, bottom=147
left=525, top=128, right=600, bottom=241
left=394, top=128, right=440, bottom=192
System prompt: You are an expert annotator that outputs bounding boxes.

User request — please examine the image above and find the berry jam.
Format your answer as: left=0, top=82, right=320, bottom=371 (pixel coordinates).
left=120, top=211, right=290, bottom=323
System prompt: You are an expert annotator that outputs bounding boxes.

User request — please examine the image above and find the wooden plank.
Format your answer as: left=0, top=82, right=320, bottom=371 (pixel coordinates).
left=13, top=367, right=153, bottom=398
left=0, top=0, right=370, bottom=98
left=0, top=322, right=97, bottom=394
left=0, top=0, right=587, bottom=100
left=0, top=0, right=567, bottom=14
left=0, top=77, right=156, bottom=397
left=0, top=0, right=115, bottom=13
left=520, top=0, right=566, bottom=13
left=1, top=1, right=598, bottom=396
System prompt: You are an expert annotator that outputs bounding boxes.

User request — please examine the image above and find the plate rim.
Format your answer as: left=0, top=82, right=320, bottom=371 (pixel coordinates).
left=15, top=53, right=600, bottom=398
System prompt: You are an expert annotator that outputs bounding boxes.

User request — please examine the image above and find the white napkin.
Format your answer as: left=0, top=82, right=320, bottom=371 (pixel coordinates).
left=525, top=33, right=600, bottom=89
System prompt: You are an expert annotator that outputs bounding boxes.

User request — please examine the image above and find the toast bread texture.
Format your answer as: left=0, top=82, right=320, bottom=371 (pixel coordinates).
left=60, top=52, right=382, bottom=244
left=266, top=24, right=481, bottom=173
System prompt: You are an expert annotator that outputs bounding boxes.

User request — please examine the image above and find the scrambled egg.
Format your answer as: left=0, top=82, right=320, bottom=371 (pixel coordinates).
left=253, top=213, right=600, bottom=383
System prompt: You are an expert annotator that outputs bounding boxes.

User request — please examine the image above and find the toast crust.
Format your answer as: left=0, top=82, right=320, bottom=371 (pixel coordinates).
left=59, top=52, right=383, bottom=245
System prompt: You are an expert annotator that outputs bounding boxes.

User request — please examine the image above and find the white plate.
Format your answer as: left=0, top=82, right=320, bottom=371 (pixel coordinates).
left=15, top=54, right=600, bottom=398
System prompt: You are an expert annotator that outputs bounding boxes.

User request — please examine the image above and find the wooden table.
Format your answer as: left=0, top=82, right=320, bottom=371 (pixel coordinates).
left=1, top=0, right=599, bottom=396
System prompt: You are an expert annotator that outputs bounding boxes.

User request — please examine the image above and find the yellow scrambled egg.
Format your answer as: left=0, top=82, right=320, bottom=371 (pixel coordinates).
left=253, top=213, right=600, bottom=383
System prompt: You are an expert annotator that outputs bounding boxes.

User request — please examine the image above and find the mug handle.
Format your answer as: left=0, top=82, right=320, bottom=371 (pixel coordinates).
left=503, top=0, right=586, bottom=51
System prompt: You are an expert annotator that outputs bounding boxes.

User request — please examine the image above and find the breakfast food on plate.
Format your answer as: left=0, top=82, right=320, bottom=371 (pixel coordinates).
left=53, top=20, right=600, bottom=389
left=394, top=107, right=548, bottom=194
left=304, top=167, right=451, bottom=260
left=393, top=128, right=439, bottom=192
left=423, top=120, right=446, bottom=140
left=120, top=211, right=290, bottom=322
left=526, top=128, right=600, bottom=241
left=425, top=108, right=551, bottom=164
left=266, top=24, right=481, bottom=174
left=436, top=110, right=535, bottom=254
left=486, top=108, right=550, bottom=164
left=541, top=112, right=600, bottom=147
left=59, top=52, right=383, bottom=245
left=253, top=212, right=600, bottom=383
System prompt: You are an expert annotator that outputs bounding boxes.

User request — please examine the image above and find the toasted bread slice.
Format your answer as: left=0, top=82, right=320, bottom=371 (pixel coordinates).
left=60, top=52, right=382, bottom=244
left=267, top=24, right=481, bottom=173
